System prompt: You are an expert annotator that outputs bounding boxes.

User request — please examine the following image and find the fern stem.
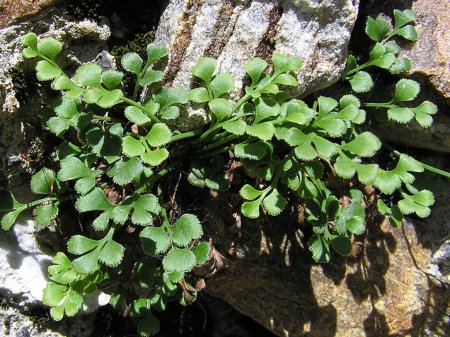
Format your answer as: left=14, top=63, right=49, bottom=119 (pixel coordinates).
left=384, top=144, right=450, bottom=179
left=171, top=129, right=203, bottom=142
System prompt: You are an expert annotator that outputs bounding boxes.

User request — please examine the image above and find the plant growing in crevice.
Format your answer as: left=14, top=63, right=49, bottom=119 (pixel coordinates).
left=1, top=9, right=449, bottom=336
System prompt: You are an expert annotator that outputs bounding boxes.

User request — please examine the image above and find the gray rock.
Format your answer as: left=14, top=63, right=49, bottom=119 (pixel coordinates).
left=0, top=7, right=111, bottom=187
left=155, top=0, right=359, bottom=129
left=0, top=300, right=95, bottom=337
left=0, top=5, right=112, bottom=326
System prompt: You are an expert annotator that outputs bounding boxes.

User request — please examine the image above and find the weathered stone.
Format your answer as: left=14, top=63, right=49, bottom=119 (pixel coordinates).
left=0, top=7, right=111, bottom=187
left=155, top=0, right=359, bottom=128
left=358, top=0, right=450, bottom=153
left=0, top=300, right=95, bottom=337
left=202, top=187, right=449, bottom=337
left=399, top=0, right=450, bottom=101
left=0, top=0, right=59, bottom=29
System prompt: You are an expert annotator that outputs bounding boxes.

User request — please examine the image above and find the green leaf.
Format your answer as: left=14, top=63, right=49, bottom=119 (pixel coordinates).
left=147, top=43, right=168, bottom=64
left=223, top=120, right=247, bottom=135
left=75, top=188, right=113, bottom=212
left=272, top=53, right=302, bottom=74
left=22, top=32, right=38, bottom=49
left=273, top=73, right=298, bottom=86
left=137, top=313, right=160, bottom=337
left=393, top=79, right=420, bottom=102
left=145, top=123, right=172, bottom=147
left=58, top=157, right=99, bottom=181
left=355, top=163, right=379, bottom=185
left=93, top=212, right=110, bottom=231
left=163, top=247, right=196, bottom=273
left=123, top=136, right=145, bottom=157
left=46, top=117, right=71, bottom=136
left=171, top=214, right=203, bottom=247
left=234, top=141, right=268, bottom=160
left=125, top=106, right=151, bottom=125
left=330, top=236, right=352, bottom=256
left=36, top=60, right=62, bottom=81
left=67, top=235, right=98, bottom=255
left=241, top=199, right=261, bottom=219
left=244, top=58, right=268, bottom=85
left=132, top=194, right=160, bottom=225
left=86, top=126, right=122, bottom=156
left=349, top=71, right=373, bottom=93
left=37, top=37, right=62, bottom=59
left=98, top=240, right=125, bottom=267
left=108, top=157, right=144, bottom=185
left=34, top=203, right=59, bottom=227
left=160, top=106, right=180, bottom=120
left=72, top=249, right=100, bottom=275
left=121, top=52, right=143, bottom=74
left=254, top=97, right=280, bottom=123
left=74, top=63, right=102, bottom=87
left=262, top=189, right=287, bottom=216
left=193, top=242, right=210, bottom=265
left=188, top=87, right=210, bottom=103
left=210, top=73, right=234, bottom=98
left=209, top=98, right=233, bottom=123
left=192, top=57, right=217, bottom=84
left=343, top=132, right=381, bottom=157
left=334, top=156, right=356, bottom=179
left=388, top=107, right=414, bottom=123
left=398, top=190, right=434, bottom=218
left=412, top=101, right=437, bottom=128
left=396, top=25, right=417, bottom=41
left=308, top=235, right=330, bottom=263
left=370, top=53, right=396, bottom=69
left=140, top=70, right=164, bottom=86
left=22, top=47, right=38, bottom=58
left=365, top=16, right=390, bottom=41
left=31, top=168, right=57, bottom=194
left=246, top=122, right=275, bottom=141
left=154, top=87, right=188, bottom=109
left=389, top=58, right=411, bottom=74
left=394, top=9, right=416, bottom=29
left=141, top=149, right=169, bottom=166
left=318, top=96, right=338, bottom=114
left=1, top=208, right=26, bottom=230
left=140, top=226, right=171, bottom=255
left=240, top=184, right=264, bottom=200
left=101, top=70, right=123, bottom=90
left=89, top=90, right=117, bottom=109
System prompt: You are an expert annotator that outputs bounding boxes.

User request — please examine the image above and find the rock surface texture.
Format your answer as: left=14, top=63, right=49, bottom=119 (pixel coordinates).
left=362, top=0, right=450, bottom=153
left=0, top=0, right=58, bottom=28
left=0, top=6, right=111, bottom=335
left=203, top=189, right=449, bottom=337
left=0, top=6, right=111, bottom=188
left=155, top=0, right=359, bottom=98
left=399, top=0, right=450, bottom=101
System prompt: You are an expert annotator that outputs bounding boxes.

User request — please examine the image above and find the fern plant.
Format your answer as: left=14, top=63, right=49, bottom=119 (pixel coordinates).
left=0, top=9, right=449, bottom=336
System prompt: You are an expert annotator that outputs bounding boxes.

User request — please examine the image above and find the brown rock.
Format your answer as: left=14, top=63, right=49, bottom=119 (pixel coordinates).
left=399, top=0, right=450, bottom=101
left=0, top=0, right=59, bottom=28
left=203, top=196, right=441, bottom=337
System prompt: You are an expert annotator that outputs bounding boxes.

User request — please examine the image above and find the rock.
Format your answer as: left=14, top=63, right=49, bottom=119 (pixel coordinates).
left=399, top=0, right=450, bottom=101
left=0, top=3, right=112, bottom=323
left=354, top=0, right=450, bottom=153
left=0, top=0, right=58, bottom=29
left=155, top=0, right=359, bottom=129
left=202, top=188, right=448, bottom=337
left=0, top=6, right=111, bottom=187
left=0, top=298, right=95, bottom=337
